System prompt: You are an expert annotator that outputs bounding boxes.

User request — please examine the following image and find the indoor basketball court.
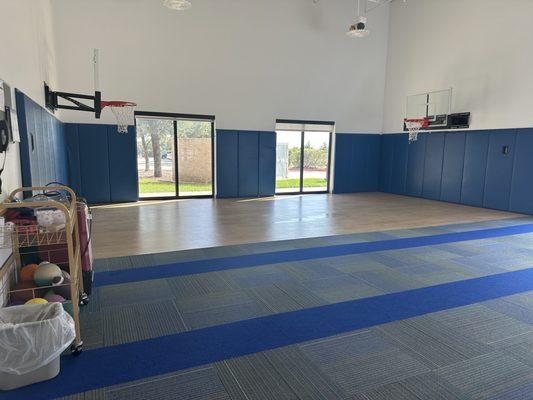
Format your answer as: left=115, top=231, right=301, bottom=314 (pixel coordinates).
left=1, top=0, right=533, bottom=399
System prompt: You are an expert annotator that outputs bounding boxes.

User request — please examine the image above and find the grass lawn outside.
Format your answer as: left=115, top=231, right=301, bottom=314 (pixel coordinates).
left=139, top=177, right=327, bottom=194
left=275, top=177, right=327, bottom=189
left=139, top=179, right=211, bottom=194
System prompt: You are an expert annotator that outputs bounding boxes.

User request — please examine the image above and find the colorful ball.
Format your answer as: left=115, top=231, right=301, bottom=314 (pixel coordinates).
left=25, top=298, right=48, bottom=305
left=34, top=263, right=62, bottom=287
left=11, top=281, right=43, bottom=302
left=44, top=293, right=65, bottom=303
left=20, top=264, right=39, bottom=282
left=62, top=300, right=74, bottom=317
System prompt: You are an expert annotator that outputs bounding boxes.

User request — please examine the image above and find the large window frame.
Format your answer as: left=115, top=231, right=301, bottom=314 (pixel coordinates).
left=275, top=119, right=334, bottom=195
left=135, top=111, right=215, bottom=200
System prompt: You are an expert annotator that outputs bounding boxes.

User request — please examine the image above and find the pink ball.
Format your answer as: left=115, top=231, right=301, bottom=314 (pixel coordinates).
left=44, top=294, right=65, bottom=303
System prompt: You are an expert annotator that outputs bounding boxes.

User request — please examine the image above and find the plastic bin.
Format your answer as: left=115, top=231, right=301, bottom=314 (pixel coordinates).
left=0, top=303, right=75, bottom=390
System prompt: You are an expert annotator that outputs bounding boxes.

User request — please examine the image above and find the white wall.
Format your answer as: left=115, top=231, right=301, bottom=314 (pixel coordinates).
left=0, top=0, right=57, bottom=199
left=383, top=0, right=533, bottom=133
left=51, top=0, right=390, bottom=133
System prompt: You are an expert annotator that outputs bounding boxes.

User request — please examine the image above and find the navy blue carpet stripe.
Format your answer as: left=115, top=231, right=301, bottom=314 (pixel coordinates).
left=9, top=268, right=533, bottom=400
left=95, top=223, right=533, bottom=287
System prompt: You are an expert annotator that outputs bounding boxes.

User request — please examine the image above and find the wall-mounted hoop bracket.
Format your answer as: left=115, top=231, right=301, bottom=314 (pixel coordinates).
left=44, top=83, right=102, bottom=118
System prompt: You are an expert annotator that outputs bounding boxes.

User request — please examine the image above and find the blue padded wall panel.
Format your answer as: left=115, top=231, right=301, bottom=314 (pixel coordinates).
left=406, top=133, right=427, bottom=197
left=353, top=135, right=381, bottom=192
left=108, top=125, right=138, bottom=202
left=333, top=134, right=354, bottom=193
left=422, top=132, right=445, bottom=200
left=56, top=119, right=69, bottom=185
left=483, top=130, right=517, bottom=211
left=509, top=129, right=533, bottom=214
left=216, top=130, right=239, bottom=198
left=461, top=132, right=490, bottom=207
left=379, top=135, right=394, bottom=192
left=390, top=134, right=408, bottom=195
left=238, top=131, right=259, bottom=197
left=65, top=124, right=82, bottom=195
left=15, top=90, right=68, bottom=190
left=440, top=132, right=466, bottom=203
left=258, top=131, right=276, bottom=197
left=15, top=91, right=32, bottom=188
left=77, top=124, right=111, bottom=204
left=334, top=134, right=380, bottom=193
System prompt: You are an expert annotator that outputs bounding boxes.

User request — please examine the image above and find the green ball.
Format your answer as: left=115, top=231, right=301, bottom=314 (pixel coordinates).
left=34, top=263, right=62, bottom=287
left=62, top=300, right=74, bottom=317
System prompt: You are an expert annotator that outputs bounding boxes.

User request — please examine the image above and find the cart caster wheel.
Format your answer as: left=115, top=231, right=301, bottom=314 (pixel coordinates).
left=71, top=342, right=83, bottom=356
left=79, top=293, right=89, bottom=306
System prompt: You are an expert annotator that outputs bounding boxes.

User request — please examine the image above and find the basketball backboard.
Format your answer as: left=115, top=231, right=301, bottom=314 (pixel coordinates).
left=406, top=88, right=452, bottom=128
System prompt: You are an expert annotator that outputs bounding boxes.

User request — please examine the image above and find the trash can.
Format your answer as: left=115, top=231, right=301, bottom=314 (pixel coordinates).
left=0, top=303, right=75, bottom=390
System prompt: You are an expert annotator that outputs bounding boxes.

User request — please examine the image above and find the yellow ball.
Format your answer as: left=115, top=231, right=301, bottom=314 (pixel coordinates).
left=25, top=298, right=48, bottom=305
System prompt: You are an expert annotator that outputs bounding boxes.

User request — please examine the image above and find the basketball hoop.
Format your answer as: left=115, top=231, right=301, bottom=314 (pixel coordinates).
left=101, top=101, right=137, bottom=133
left=404, top=118, right=429, bottom=143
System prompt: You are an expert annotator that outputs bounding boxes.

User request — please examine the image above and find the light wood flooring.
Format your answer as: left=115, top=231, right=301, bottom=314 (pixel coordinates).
left=90, top=193, right=521, bottom=259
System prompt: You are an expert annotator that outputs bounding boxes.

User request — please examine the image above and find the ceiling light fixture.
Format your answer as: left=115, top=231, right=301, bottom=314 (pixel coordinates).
left=163, top=0, right=192, bottom=11
left=347, top=0, right=369, bottom=38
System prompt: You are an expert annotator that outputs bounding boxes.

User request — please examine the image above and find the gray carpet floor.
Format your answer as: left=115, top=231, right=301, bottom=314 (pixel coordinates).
left=61, top=218, right=533, bottom=399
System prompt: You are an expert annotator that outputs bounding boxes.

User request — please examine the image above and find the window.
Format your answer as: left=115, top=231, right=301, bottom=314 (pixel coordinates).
left=275, top=120, right=333, bottom=194
left=136, top=112, right=215, bottom=199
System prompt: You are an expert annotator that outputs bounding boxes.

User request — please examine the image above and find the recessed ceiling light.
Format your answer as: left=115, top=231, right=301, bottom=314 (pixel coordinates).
left=163, top=0, right=192, bottom=11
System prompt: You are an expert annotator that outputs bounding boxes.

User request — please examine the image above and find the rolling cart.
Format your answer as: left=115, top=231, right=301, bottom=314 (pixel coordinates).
left=0, top=185, right=85, bottom=355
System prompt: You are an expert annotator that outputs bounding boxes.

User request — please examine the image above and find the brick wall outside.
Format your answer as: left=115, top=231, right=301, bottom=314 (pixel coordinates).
left=178, top=138, right=212, bottom=183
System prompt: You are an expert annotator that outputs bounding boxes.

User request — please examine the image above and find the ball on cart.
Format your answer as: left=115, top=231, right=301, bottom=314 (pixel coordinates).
left=25, top=298, right=48, bottom=305
left=20, top=264, right=39, bottom=282
left=44, top=293, right=65, bottom=303
left=34, top=262, right=62, bottom=287
left=52, top=271, right=72, bottom=299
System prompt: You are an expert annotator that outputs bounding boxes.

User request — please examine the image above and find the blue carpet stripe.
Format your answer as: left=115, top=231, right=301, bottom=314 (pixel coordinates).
left=95, top=224, right=533, bottom=287
left=8, top=268, right=533, bottom=400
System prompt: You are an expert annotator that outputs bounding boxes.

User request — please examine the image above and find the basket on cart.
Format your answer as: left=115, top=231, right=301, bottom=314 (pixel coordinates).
left=0, top=186, right=86, bottom=355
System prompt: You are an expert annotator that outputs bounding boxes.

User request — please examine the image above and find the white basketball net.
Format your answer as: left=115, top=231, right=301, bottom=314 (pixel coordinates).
left=106, top=103, right=136, bottom=133
left=405, top=119, right=426, bottom=143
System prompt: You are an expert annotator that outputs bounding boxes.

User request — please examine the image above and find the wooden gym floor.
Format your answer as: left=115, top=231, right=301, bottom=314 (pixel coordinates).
left=90, top=193, right=520, bottom=259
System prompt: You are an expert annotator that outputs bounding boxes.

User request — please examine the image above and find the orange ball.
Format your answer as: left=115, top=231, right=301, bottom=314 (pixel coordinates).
left=20, top=264, right=39, bottom=282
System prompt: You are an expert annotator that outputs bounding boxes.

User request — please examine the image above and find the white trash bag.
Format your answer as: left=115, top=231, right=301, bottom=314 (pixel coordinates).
left=0, top=303, right=75, bottom=375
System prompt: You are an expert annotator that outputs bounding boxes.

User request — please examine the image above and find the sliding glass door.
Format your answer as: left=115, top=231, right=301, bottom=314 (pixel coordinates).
left=136, top=113, right=214, bottom=199
left=275, top=130, right=331, bottom=194
left=176, top=120, right=213, bottom=197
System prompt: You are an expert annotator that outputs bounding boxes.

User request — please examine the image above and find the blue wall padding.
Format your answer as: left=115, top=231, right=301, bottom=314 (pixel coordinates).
left=238, top=131, right=260, bottom=197
left=333, top=134, right=380, bottom=193
left=440, top=132, right=466, bottom=203
left=422, top=132, right=445, bottom=200
left=390, top=134, right=409, bottom=195
left=380, top=129, right=533, bottom=214
left=332, top=134, right=354, bottom=193
left=258, top=131, right=276, bottom=196
left=379, top=135, right=394, bottom=192
left=77, top=124, right=111, bottom=204
left=216, top=129, right=275, bottom=198
left=483, top=130, right=517, bottom=211
left=65, top=124, right=82, bottom=195
left=95, top=222, right=533, bottom=287
left=509, top=129, right=533, bottom=214
left=8, top=267, right=533, bottom=400
left=15, top=90, right=69, bottom=189
left=66, top=123, right=138, bottom=204
left=405, top=133, right=427, bottom=197
left=108, top=125, right=139, bottom=202
left=216, top=130, right=239, bottom=198
left=15, top=91, right=32, bottom=187
left=461, top=131, right=490, bottom=207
